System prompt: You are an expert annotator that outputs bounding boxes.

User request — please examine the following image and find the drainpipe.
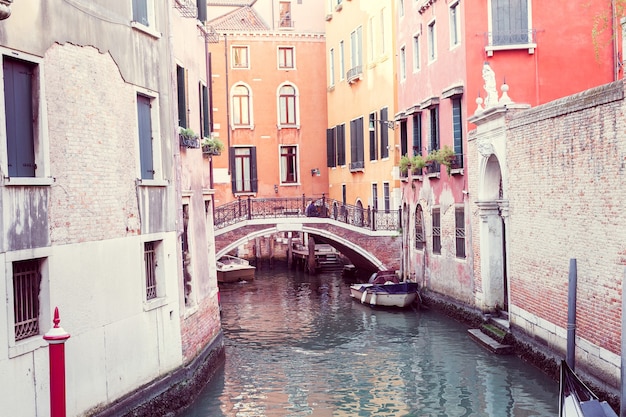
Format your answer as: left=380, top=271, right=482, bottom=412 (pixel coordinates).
left=566, top=258, right=577, bottom=369
left=224, top=33, right=231, bottom=175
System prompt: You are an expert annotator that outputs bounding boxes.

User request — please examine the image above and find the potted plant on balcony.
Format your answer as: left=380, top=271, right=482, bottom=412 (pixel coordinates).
left=435, top=145, right=456, bottom=175
left=201, top=133, right=225, bottom=156
left=180, top=127, right=200, bottom=149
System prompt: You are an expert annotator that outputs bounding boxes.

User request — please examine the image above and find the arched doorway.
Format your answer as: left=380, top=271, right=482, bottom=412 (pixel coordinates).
left=477, top=154, right=509, bottom=315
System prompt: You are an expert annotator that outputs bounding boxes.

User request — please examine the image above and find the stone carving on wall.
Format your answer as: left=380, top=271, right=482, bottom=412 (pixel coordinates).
left=477, top=140, right=495, bottom=158
left=0, top=0, right=12, bottom=20
left=482, top=62, right=498, bottom=108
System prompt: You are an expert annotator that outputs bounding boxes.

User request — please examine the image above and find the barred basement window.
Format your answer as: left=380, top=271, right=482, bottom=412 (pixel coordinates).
left=432, top=208, right=441, bottom=254
left=13, top=259, right=41, bottom=341
left=144, top=241, right=157, bottom=300
left=455, top=207, right=466, bottom=258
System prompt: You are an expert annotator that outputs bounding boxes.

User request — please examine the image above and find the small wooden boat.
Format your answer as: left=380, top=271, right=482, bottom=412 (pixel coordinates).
left=559, top=360, right=617, bottom=417
left=216, top=255, right=255, bottom=283
left=349, top=271, right=419, bottom=308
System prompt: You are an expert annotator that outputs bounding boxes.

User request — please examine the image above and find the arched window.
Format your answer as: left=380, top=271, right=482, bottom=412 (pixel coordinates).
left=232, top=84, right=251, bottom=126
left=415, top=205, right=425, bottom=250
left=278, top=84, right=298, bottom=126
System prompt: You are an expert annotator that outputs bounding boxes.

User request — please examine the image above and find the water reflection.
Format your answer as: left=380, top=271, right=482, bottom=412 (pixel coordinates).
left=180, top=266, right=558, bottom=417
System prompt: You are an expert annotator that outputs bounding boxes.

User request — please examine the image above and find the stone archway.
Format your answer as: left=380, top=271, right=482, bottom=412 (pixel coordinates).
left=477, top=153, right=508, bottom=314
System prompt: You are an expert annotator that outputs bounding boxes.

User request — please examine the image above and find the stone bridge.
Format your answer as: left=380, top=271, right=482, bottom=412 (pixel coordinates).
left=213, top=197, right=402, bottom=272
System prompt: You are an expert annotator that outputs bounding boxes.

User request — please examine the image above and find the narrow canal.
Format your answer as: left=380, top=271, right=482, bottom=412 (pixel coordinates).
left=180, top=266, right=559, bottom=416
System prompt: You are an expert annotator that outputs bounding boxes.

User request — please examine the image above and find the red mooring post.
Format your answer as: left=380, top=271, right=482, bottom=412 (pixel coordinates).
left=43, top=307, right=71, bottom=417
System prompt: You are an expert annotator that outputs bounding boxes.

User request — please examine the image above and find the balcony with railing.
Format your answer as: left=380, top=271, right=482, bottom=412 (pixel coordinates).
left=484, top=29, right=537, bottom=56
left=346, top=65, right=363, bottom=84
left=349, top=160, right=365, bottom=172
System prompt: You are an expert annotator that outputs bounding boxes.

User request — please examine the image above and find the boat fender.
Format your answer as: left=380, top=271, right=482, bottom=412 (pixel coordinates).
left=360, top=290, right=368, bottom=304
left=370, top=292, right=377, bottom=306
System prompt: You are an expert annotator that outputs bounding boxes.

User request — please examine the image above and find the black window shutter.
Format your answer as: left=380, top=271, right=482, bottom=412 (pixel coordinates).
left=356, top=117, right=364, bottom=163
left=229, top=147, right=237, bottom=192
left=176, top=66, right=187, bottom=128
left=326, top=128, right=336, bottom=167
left=250, top=147, right=258, bottom=192
left=350, top=120, right=357, bottom=164
left=4, top=58, right=35, bottom=177
left=380, top=108, right=389, bottom=159
left=196, top=0, right=207, bottom=23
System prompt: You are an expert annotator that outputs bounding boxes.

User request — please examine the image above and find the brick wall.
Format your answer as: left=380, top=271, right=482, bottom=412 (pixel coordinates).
left=45, top=43, right=140, bottom=244
left=505, top=80, right=626, bottom=386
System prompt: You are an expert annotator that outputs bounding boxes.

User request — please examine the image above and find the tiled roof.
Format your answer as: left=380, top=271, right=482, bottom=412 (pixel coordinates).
left=208, top=6, right=269, bottom=31
left=207, top=1, right=256, bottom=6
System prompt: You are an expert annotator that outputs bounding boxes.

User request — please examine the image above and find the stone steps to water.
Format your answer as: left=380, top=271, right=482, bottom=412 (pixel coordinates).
left=468, top=317, right=514, bottom=355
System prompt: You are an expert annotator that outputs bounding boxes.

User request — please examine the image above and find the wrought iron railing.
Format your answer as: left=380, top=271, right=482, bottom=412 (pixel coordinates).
left=486, top=29, right=536, bottom=47
left=346, top=65, right=362, bottom=83
left=214, top=195, right=401, bottom=232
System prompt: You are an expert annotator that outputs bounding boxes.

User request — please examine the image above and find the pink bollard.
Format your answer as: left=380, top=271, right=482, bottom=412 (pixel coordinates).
left=43, top=307, right=71, bottom=417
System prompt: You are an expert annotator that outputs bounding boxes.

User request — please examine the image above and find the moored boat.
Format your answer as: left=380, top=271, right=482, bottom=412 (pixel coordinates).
left=349, top=270, right=420, bottom=308
left=216, top=255, right=256, bottom=283
left=559, top=360, right=617, bottom=417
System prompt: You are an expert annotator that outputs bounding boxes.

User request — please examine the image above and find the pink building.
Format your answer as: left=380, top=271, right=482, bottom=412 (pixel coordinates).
left=397, top=0, right=620, bottom=307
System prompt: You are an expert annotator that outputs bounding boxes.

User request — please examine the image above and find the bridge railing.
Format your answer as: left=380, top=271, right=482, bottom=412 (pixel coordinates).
left=214, top=195, right=401, bottom=232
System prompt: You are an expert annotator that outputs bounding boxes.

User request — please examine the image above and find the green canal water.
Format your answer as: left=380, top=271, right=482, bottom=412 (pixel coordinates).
left=179, top=266, right=559, bottom=416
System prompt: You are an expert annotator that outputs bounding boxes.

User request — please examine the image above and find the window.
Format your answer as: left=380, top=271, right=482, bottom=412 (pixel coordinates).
left=280, top=145, right=298, bottom=184
left=278, top=46, right=295, bottom=69
left=428, top=20, right=436, bottom=61
left=372, top=183, right=378, bottom=211
left=383, top=182, right=390, bottom=212
left=144, top=240, right=165, bottom=302
left=412, top=113, right=422, bottom=156
left=452, top=98, right=463, bottom=169
left=432, top=208, right=441, bottom=254
left=231, top=147, right=257, bottom=193
left=232, top=84, right=251, bottom=127
left=278, top=84, right=298, bottom=126
left=429, top=106, right=439, bottom=152
left=455, top=207, right=466, bottom=258
left=13, top=259, right=41, bottom=341
left=350, top=27, right=363, bottom=71
left=379, top=8, right=386, bottom=55
left=369, top=112, right=377, bottom=161
left=337, top=124, right=346, bottom=166
left=326, top=128, right=336, bottom=168
left=412, top=34, right=420, bottom=71
left=181, top=204, right=193, bottom=306
left=380, top=107, right=389, bottom=159
left=400, top=120, right=408, bottom=156
left=137, top=94, right=155, bottom=180
left=342, top=184, right=346, bottom=206
left=490, top=0, right=530, bottom=46
left=3, top=55, right=49, bottom=179
left=349, top=117, right=365, bottom=172
left=449, top=1, right=460, bottom=47
left=176, top=65, right=188, bottom=128
left=279, top=1, right=292, bottom=28
left=329, top=48, right=335, bottom=86
left=132, top=0, right=154, bottom=27
left=200, top=83, right=210, bottom=138
left=400, top=46, right=406, bottom=81
left=399, top=0, right=405, bottom=17
left=339, top=41, right=345, bottom=80
left=415, top=205, right=425, bottom=250
left=232, top=46, right=249, bottom=69
left=368, top=16, right=375, bottom=61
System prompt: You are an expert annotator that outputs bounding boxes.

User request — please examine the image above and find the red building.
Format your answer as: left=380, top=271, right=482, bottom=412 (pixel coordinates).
left=397, top=0, right=620, bottom=308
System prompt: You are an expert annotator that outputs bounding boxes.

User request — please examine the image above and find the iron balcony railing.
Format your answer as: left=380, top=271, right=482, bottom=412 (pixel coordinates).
left=485, top=29, right=536, bottom=47
left=346, top=65, right=362, bottom=83
left=214, top=195, right=401, bottom=232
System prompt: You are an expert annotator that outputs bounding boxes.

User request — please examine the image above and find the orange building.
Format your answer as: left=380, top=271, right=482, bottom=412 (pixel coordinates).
left=206, top=1, right=329, bottom=206
left=324, top=0, right=399, bottom=215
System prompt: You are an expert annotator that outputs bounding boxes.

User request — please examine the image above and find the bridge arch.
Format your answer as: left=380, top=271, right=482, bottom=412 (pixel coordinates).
left=215, top=223, right=393, bottom=271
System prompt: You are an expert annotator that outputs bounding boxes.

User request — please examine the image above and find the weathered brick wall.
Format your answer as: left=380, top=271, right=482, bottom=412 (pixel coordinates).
left=180, top=297, right=222, bottom=362
left=505, top=80, right=626, bottom=385
left=45, top=43, right=140, bottom=244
